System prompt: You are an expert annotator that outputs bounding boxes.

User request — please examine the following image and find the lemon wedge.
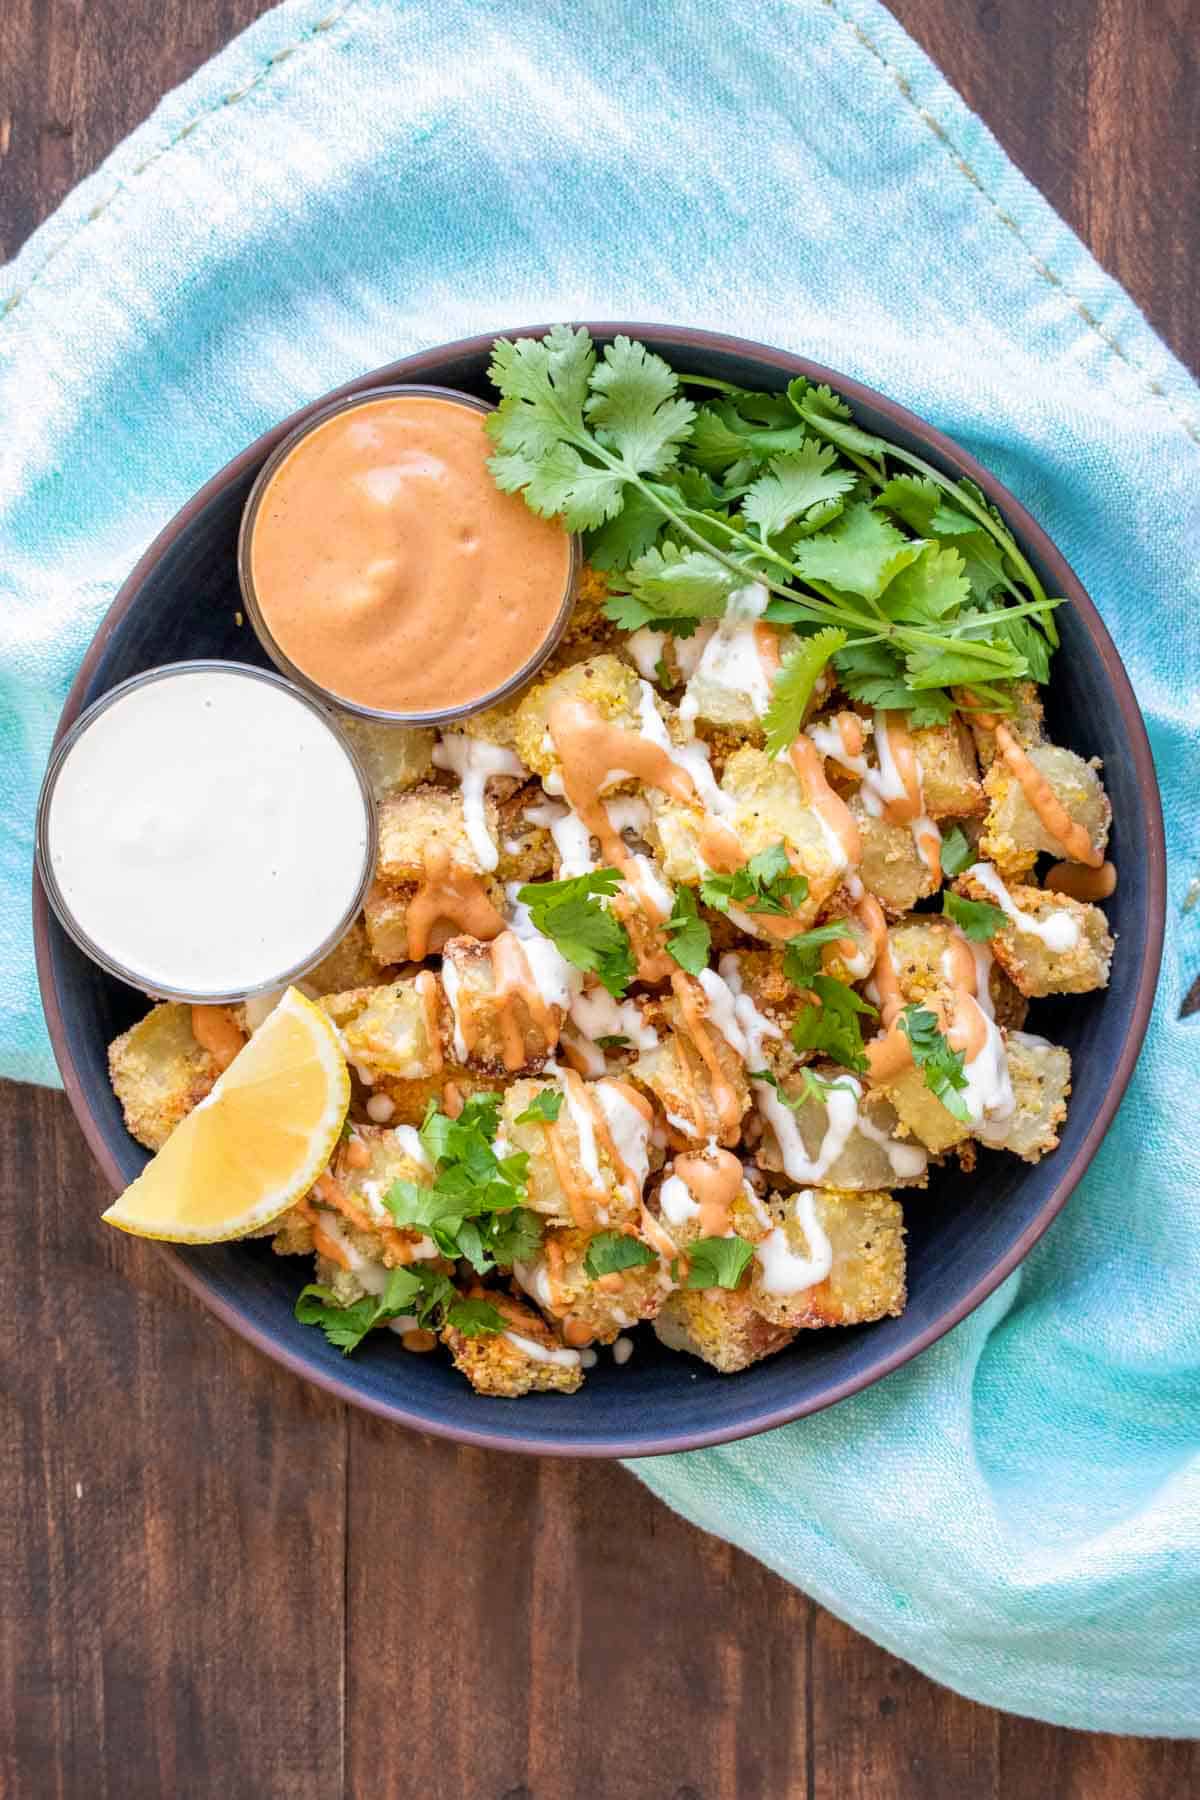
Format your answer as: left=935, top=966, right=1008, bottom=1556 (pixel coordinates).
left=103, top=987, right=349, bottom=1242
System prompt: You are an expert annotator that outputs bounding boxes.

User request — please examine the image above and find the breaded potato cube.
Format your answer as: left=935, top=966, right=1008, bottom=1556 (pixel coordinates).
left=911, top=716, right=985, bottom=818
left=631, top=1005, right=750, bottom=1147
left=850, top=800, right=940, bottom=915
left=649, top=1154, right=771, bottom=1256
left=879, top=1064, right=972, bottom=1154
left=886, top=918, right=957, bottom=1006
left=501, top=1078, right=644, bottom=1231
left=966, top=683, right=1044, bottom=771
left=979, top=744, right=1111, bottom=875
left=336, top=714, right=435, bottom=801
left=441, top=937, right=560, bottom=1076
left=977, top=1032, right=1071, bottom=1163
left=556, top=563, right=621, bottom=659
left=514, top=653, right=640, bottom=779
left=653, top=1285, right=796, bottom=1374
left=108, top=1003, right=220, bottom=1150
left=331, top=1123, right=434, bottom=1240
left=754, top=1066, right=928, bottom=1190
left=956, top=876, right=1114, bottom=997
left=377, top=781, right=500, bottom=882
left=442, top=1294, right=584, bottom=1396
left=269, top=1204, right=315, bottom=1258
left=370, top=1069, right=492, bottom=1127
left=362, top=880, right=415, bottom=965
left=321, top=979, right=443, bottom=1080
left=988, top=962, right=1029, bottom=1033
left=494, top=785, right=556, bottom=883
left=513, top=1225, right=668, bottom=1343
left=307, top=916, right=394, bottom=993
left=715, top=745, right=847, bottom=926
left=748, top=1187, right=906, bottom=1328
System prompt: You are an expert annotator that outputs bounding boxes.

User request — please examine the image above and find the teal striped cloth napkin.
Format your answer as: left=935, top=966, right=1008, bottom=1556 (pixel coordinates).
left=3, top=0, right=1197, bottom=1732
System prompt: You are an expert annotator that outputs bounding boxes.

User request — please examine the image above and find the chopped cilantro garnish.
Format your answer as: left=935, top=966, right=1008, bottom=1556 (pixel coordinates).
left=516, top=868, right=636, bottom=998
left=584, top=1232, right=657, bottom=1279
left=515, top=1089, right=564, bottom=1125
left=898, top=1004, right=971, bottom=1121
left=594, top=1034, right=630, bottom=1050
left=782, top=919, right=852, bottom=990
left=445, top=1298, right=506, bottom=1338
left=663, top=885, right=712, bottom=974
left=939, top=826, right=975, bottom=878
left=701, top=844, right=809, bottom=918
left=682, top=1235, right=756, bottom=1290
left=790, top=975, right=877, bottom=1075
left=942, top=890, right=1006, bottom=943
left=762, top=628, right=848, bottom=756
left=294, top=1262, right=506, bottom=1355
left=385, top=1095, right=540, bottom=1273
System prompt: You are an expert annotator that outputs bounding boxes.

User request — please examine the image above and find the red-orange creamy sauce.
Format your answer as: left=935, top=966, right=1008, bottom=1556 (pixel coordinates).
left=248, top=393, right=573, bottom=713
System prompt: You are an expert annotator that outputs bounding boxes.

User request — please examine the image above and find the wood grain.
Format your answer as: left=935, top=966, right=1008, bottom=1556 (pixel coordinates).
left=1, top=2, right=1197, bottom=1796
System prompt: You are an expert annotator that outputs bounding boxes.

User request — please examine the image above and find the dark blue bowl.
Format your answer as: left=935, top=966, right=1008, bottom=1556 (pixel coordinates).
left=34, top=325, right=1165, bottom=1457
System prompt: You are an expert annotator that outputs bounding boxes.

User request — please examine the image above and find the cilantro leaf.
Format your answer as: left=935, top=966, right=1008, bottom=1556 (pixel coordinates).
left=791, top=503, right=925, bottom=601
left=898, top=1004, right=970, bottom=1120
left=295, top=1266, right=425, bottom=1355
left=517, top=870, right=636, bottom=998
left=939, top=826, right=974, bottom=878
left=790, top=975, right=877, bottom=1074
left=594, top=1034, right=630, bottom=1050
left=793, top=384, right=889, bottom=461
left=878, top=544, right=970, bottom=624
left=584, top=486, right=666, bottom=571
left=389, top=1096, right=535, bottom=1269
left=942, top=890, right=1006, bottom=942
left=683, top=1235, right=756, bottom=1290
left=743, top=442, right=856, bottom=540
left=487, top=324, right=593, bottom=448
left=782, top=920, right=852, bottom=989
left=584, top=1231, right=657, bottom=1279
left=663, top=885, right=712, bottom=974
left=903, top=637, right=1026, bottom=691
left=604, top=541, right=745, bottom=631
left=585, top=335, right=696, bottom=474
left=762, top=627, right=848, bottom=756
left=515, top=1090, right=564, bottom=1126
left=701, top=845, right=809, bottom=918
left=445, top=1298, right=506, bottom=1338
left=488, top=1208, right=544, bottom=1268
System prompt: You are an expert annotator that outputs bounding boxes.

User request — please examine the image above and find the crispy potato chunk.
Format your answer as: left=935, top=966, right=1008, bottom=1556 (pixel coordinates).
left=514, top=653, right=640, bottom=778
left=879, top=1064, right=973, bottom=1155
left=322, top=980, right=442, bottom=1080
left=336, top=714, right=435, bottom=801
left=911, top=717, right=985, bottom=818
left=979, top=744, right=1111, bottom=875
left=957, top=876, right=1114, bottom=996
left=108, top=1003, right=219, bottom=1150
left=269, top=1205, right=315, bottom=1258
left=513, top=1226, right=667, bottom=1343
left=440, top=937, right=561, bottom=1076
left=377, top=782, right=500, bottom=882
left=886, top=918, right=957, bottom=1006
left=631, top=1010, right=750, bottom=1149
left=977, top=1032, right=1071, bottom=1162
left=850, top=800, right=940, bottom=916
left=754, top=1066, right=928, bottom=1190
left=494, top=785, right=556, bottom=883
left=654, top=1285, right=796, bottom=1373
left=442, top=1295, right=584, bottom=1396
left=501, top=1078, right=646, bottom=1232
left=307, top=916, right=393, bottom=992
left=331, top=1124, right=434, bottom=1243
left=370, top=1069, right=492, bottom=1127
left=362, top=881, right=415, bottom=965
left=966, top=683, right=1044, bottom=771
left=748, top=1187, right=906, bottom=1328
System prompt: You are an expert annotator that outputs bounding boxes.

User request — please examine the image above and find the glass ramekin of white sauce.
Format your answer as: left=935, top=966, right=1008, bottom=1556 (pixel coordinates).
left=36, top=661, right=376, bottom=1003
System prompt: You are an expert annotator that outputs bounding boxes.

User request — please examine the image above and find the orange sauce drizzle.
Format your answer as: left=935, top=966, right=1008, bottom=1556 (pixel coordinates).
left=548, top=696, right=697, bottom=877
left=670, top=971, right=742, bottom=1143
left=1045, top=859, right=1117, bottom=901
left=971, top=710, right=1103, bottom=867
left=788, top=733, right=863, bottom=866
left=191, top=1005, right=246, bottom=1071
left=441, top=1080, right=464, bottom=1118
left=297, top=1196, right=351, bottom=1269
left=489, top=931, right=560, bottom=1071
left=407, top=843, right=506, bottom=959
left=400, top=1329, right=437, bottom=1353
left=342, top=1136, right=371, bottom=1170
left=562, top=1317, right=596, bottom=1348
left=876, top=712, right=923, bottom=823
left=415, top=969, right=444, bottom=1073
left=837, top=711, right=865, bottom=759
left=314, top=1171, right=414, bottom=1263
left=754, top=622, right=782, bottom=680
left=674, top=1147, right=745, bottom=1238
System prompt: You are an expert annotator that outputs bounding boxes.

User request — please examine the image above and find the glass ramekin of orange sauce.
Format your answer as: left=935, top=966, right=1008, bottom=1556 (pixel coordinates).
left=238, top=385, right=580, bottom=726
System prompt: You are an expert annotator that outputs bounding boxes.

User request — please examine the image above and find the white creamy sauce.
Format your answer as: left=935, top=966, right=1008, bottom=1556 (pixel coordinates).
left=627, top=627, right=668, bottom=680
left=966, top=860, right=1081, bottom=951
left=628, top=853, right=674, bottom=918
left=365, top=1093, right=395, bottom=1123
left=432, top=733, right=526, bottom=873
left=941, top=937, right=1016, bottom=1133
left=503, top=1330, right=581, bottom=1368
left=45, top=666, right=370, bottom=996
left=439, top=955, right=470, bottom=1063
left=312, top=1212, right=390, bottom=1291
left=658, top=1172, right=701, bottom=1226
left=385, top=1316, right=420, bottom=1336
left=612, top=1335, right=634, bottom=1366
left=806, top=717, right=871, bottom=784
left=513, top=1257, right=556, bottom=1311
left=716, top=953, right=782, bottom=1068
left=569, top=986, right=659, bottom=1051
left=755, top=1189, right=833, bottom=1296
left=910, top=813, right=942, bottom=868
left=391, top=1123, right=432, bottom=1170
left=558, top=1027, right=607, bottom=1077
left=674, top=737, right=739, bottom=820
left=868, top=711, right=912, bottom=815
left=855, top=1107, right=928, bottom=1179
left=594, top=1080, right=651, bottom=1197
left=636, top=679, right=676, bottom=753
left=753, top=1074, right=860, bottom=1184
left=605, top=794, right=652, bottom=838
left=547, top=1062, right=604, bottom=1190
left=679, top=582, right=772, bottom=724
left=696, top=967, right=751, bottom=1060
left=524, top=800, right=596, bottom=876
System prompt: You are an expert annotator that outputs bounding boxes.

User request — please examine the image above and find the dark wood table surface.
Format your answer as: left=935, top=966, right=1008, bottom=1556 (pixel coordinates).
left=1, top=3, right=1196, bottom=1795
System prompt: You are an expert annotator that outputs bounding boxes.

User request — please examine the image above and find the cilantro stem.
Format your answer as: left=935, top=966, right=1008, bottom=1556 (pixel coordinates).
left=675, top=373, right=746, bottom=394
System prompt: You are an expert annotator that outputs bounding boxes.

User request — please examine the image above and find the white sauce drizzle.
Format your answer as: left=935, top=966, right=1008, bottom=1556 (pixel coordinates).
left=658, top=1172, right=701, bottom=1226
left=365, top=1093, right=394, bottom=1123
left=432, top=734, right=526, bottom=873
left=854, top=1107, right=928, bottom=1179
left=594, top=1080, right=651, bottom=1199
left=755, top=1189, right=833, bottom=1295
left=612, top=1335, right=634, bottom=1366
left=966, top=860, right=1082, bottom=951
left=696, top=967, right=751, bottom=1060
left=570, top=986, right=659, bottom=1051
left=941, top=938, right=1016, bottom=1133
left=439, top=956, right=470, bottom=1063
left=524, top=800, right=596, bottom=877
left=679, top=583, right=772, bottom=725
left=391, top=1123, right=432, bottom=1170
left=753, top=1074, right=860, bottom=1184
left=716, top=953, right=782, bottom=1068
left=503, top=1330, right=581, bottom=1368
left=547, top=1061, right=603, bottom=1191
left=310, top=1212, right=390, bottom=1291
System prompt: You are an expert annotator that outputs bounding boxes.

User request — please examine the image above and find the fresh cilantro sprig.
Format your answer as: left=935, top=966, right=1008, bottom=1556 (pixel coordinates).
left=383, top=1094, right=542, bottom=1275
left=939, top=825, right=975, bottom=877
left=486, top=329, right=1061, bottom=732
left=584, top=1232, right=657, bottom=1279
left=701, top=844, right=809, bottom=918
left=515, top=1089, right=564, bottom=1126
left=516, top=868, right=636, bottom=998
left=663, top=885, right=712, bottom=974
left=897, top=1004, right=971, bottom=1121
left=942, top=890, right=1006, bottom=943
left=790, top=975, right=878, bottom=1074
left=762, top=628, right=848, bottom=755
left=295, top=1266, right=505, bottom=1356
left=680, top=1235, right=756, bottom=1290
left=781, top=920, right=852, bottom=990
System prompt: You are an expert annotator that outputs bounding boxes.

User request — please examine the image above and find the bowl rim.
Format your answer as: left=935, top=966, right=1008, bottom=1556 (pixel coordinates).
left=33, top=320, right=1167, bottom=1459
